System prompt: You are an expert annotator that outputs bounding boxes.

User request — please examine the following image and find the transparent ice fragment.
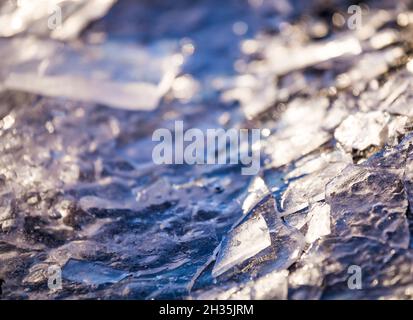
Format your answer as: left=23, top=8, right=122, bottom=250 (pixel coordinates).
left=387, top=116, right=410, bottom=145
left=23, top=263, right=50, bottom=285
left=79, top=195, right=138, bottom=212
left=264, top=97, right=330, bottom=168
left=265, top=130, right=330, bottom=169
left=242, top=176, right=269, bottom=214
left=134, top=178, right=177, bottom=210
left=380, top=75, right=413, bottom=117
left=285, top=150, right=352, bottom=180
left=360, top=71, right=412, bottom=114
left=62, top=258, right=129, bottom=286
left=363, top=133, right=413, bottom=169
left=334, top=111, right=390, bottom=152
left=336, top=48, right=404, bottom=88
left=0, top=0, right=116, bottom=40
left=281, top=161, right=348, bottom=215
left=213, top=196, right=304, bottom=279
left=368, top=29, right=399, bottom=50
left=0, top=37, right=182, bottom=110
left=283, top=209, right=308, bottom=230
left=305, top=202, right=331, bottom=244
left=212, top=213, right=271, bottom=278
left=259, top=35, right=362, bottom=76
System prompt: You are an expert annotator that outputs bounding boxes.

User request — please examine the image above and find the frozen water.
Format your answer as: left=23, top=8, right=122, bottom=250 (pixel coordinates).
left=242, top=176, right=270, bottom=214
left=263, top=97, right=330, bottom=168
left=281, top=159, right=349, bottom=215
left=195, top=269, right=288, bottom=300
left=212, top=212, right=271, bottom=278
left=326, top=165, right=409, bottom=249
left=334, top=111, right=390, bottom=152
left=1, top=0, right=413, bottom=300
left=210, top=195, right=304, bottom=285
left=305, top=202, right=331, bottom=244
left=0, top=37, right=182, bottom=110
left=62, top=258, right=129, bottom=286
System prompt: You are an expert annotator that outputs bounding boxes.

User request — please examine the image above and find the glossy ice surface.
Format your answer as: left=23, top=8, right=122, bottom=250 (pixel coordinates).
left=0, top=0, right=413, bottom=299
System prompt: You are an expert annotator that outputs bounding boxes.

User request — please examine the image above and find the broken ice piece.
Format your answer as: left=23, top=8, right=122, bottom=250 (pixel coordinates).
left=259, top=35, right=362, bottom=76
left=79, top=195, right=138, bottom=212
left=242, top=176, right=269, bottom=214
left=362, top=133, right=413, bottom=169
left=195, top=270, right=289, bottom=300
left=0, top=0, right=116, bottom=40
left=334, top=111, right=390, bottom=152
left=220, top=74, right=277, bottom=120
left=281, top=161, right=348, bottom=215
left=305, top=202, right=331, bottom=244
left=265, top=129, right=330, bottom=169
left=336, top=48, right=404, bottom=88
left=0, top=37, right=182, bottom=111
left=263, top=97, right=330, bottom=168
left=379, top=74, right=413, bottom=118
left=213, top=195, right=304, bottom=279
left=62, top=258, right=129, bottom=286
left=285, top=150, right=351, bottom=180
left=212, top=212, right=271, bottom=278
left=322, top=98, right=351, bottom=131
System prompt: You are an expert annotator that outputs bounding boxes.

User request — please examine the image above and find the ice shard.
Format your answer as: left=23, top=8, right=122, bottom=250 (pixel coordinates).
left=305, top=202, right=331, bottom=244
left=213, top=195, right=304, bottom=279
left=212, top=212, right=271, bottom=278
left=281, top=159, right=349, bottom=215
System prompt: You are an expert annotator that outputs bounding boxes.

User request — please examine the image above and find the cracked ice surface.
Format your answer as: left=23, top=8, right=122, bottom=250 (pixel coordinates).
left=1, top=0, right=413, bottom=300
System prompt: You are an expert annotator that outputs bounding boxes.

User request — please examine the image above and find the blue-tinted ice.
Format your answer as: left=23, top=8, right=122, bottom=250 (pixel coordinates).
left=1, top=0, right=413, bottom=300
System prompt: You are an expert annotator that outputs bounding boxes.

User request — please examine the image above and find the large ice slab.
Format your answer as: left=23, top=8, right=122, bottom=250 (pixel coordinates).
left=0, top=37, right=182, bottom=110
